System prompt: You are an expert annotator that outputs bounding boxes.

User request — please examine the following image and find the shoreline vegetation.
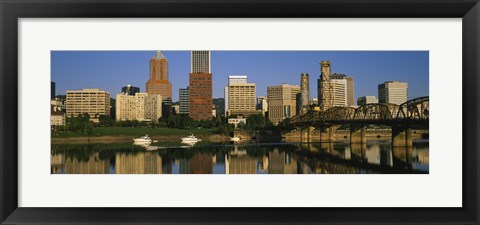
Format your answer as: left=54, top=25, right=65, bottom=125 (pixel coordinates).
left=51, top=127, right=230, bottom=144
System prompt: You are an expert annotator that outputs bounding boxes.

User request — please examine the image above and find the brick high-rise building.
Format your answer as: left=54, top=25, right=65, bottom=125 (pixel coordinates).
left=189, top=51, right=212, bottom=121
left=146, top=51, right=172, bottom=117
left=189, top=73, right=213, bottom=121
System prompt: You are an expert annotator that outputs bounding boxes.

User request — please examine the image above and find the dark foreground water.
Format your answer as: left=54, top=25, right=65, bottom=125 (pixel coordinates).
left=51, top=141, right=429, bottom=174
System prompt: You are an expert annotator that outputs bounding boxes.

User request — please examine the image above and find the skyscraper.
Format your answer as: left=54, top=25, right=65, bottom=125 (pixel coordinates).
left=329, top=79, right=348, bottom=107
left=146, top=51, right=172, bottom=117
left=331, top=73, right=354, bottom=106
left=51, top=82, right=56, bottom=99
left=300, top=73, right=310, bottom=114
left=357, top=96, right=378, bottom=106
left=116, top=93, right=162, bottom=122
left=121, top=84, right=140, bottom=96
left=191, top=51, right=211, bottom=74
left=267, top=84, right=301, bottom=124
left=225, top=75, right=257, bottom=116
left=317, top=61, right=333, bottom=110
left=378, top=81, right=408, bottom=105
left=189, top=51, right=213, bottom=121
left=179, top=87, right=190, bottom=115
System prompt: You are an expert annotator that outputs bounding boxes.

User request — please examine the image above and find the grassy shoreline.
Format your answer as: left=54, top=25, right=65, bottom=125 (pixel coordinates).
left=51, top=127, right=228, bottom=143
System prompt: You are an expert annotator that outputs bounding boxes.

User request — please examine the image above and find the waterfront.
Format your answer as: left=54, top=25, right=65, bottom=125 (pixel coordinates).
left=51, top=140, right=429, bottom=174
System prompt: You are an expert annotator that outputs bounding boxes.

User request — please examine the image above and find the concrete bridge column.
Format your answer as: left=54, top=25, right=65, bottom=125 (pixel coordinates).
left=350, top=125, right=366, bottom=144
left=392, top=126, right=413, bottom=147
left=300, top=126, right=314, bottom=142
left=319, top=126, right=335, bottom=142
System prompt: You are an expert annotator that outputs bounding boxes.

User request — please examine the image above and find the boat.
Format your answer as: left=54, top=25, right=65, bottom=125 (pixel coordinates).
left=181, top=134, right=201, bottom=142
left=145, top=145, right=160, bottom=151
left=230, top=136, right=240, bottom=142
left=133, top=134, right=152, bottom=144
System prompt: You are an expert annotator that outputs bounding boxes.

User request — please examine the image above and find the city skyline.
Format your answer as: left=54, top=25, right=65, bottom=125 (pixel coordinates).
left=51, top=51, right=429, bottom=103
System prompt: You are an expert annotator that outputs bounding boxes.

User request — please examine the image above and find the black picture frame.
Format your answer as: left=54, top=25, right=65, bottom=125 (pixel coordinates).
left=1, top=0, right=479, bottom=224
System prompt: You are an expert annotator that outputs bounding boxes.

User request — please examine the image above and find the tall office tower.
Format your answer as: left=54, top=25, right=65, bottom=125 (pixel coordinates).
left=357, top=96, right=378, bottom=106
left=146, top=51, right=172, bottom=117
left=317, top=61, right=333, bottom=110
left=66, top=88, right=110, bottom=120
left=189, top=51, right=212, bottom=121
left=300, top=73, right=310, bottom=115
left=331, top=73, right=355, bottom=106
left=179, top=87, right=190, bottom=115
left=51, top=82, right=56, bottom=99
left=223, top=75, right=248, bottom=116
left=329, top=79, right=348, bottom=106
left=225, top=75, right=256, bottom=116
left=121, top=84, right=140, bottom=96
left=267, top=84, right=301, bottom=124
left=257, top=96, right=268, bottom=116
left=224, top=86, right=229, bottom=116
left=115, top=93, right=162, bottom=122
left=191, top=51, right=211, bottom=73
left=378, top=81, right=408, bottom=105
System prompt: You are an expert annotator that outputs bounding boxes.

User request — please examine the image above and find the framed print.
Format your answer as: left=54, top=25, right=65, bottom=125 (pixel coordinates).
left=1, top=0, right=479, bottom=224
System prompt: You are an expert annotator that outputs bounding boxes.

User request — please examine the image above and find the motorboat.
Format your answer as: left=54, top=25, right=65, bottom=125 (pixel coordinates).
left=230, top=136, right=240, bottom=142
left=181, top=134, right=201, bottom=142
left=133, top=134, right=152, bottom=144
left=180, top=141, right=197, bottom=147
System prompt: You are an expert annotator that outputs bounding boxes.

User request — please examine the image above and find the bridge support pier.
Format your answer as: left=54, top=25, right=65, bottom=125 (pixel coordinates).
left=350, top=125, right=367, bottom=161
left=300, top=126, right=314, bottom=142
left=392, top=126, right=412, bottom=147
left=350, top=125, right=366, bottom=144
left=319, top=126, right=335, bottom=142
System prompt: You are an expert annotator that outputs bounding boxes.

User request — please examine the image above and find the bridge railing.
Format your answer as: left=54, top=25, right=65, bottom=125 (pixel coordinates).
left=291, top=96, right=429, bottom=125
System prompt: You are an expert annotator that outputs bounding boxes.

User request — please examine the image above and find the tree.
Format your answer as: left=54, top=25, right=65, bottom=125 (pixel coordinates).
left=98, top=115, right=115, bottom=127
left=245, top=114, right=271, bottom=130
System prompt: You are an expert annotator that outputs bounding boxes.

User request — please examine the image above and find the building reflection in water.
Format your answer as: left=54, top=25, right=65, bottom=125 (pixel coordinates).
left=51, top=153, right=64, bottom=174
left=188, top=153, right=213, bottom=174
left=268, top=148, right=297, bottom=174
left=115, top=152, right=163, bottom=174
left=63, top=152, right=110, bottom=174
left=52, top=140, right=428, bottom=174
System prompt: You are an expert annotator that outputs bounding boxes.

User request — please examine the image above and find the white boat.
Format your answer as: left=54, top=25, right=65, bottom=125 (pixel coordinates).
left=181, top=134, right=201, bottom=142
left=230, top=136, right=240, bottom=142
left=133, top=134, right=152, bottom=144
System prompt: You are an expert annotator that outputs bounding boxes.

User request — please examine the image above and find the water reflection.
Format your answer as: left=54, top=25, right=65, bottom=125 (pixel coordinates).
left=51, top=141, right=429, bottom=174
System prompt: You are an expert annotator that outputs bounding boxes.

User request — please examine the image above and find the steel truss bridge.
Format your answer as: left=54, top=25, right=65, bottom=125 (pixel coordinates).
left=291, top=96, right=429, bottom=128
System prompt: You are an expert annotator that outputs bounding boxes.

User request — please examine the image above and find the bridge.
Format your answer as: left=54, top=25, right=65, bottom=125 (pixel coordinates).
left=290, top=96, right=429, bottom=147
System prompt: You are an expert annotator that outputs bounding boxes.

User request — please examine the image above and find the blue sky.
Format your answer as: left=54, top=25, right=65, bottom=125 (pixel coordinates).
left=51, top=51, right=429, bottom=102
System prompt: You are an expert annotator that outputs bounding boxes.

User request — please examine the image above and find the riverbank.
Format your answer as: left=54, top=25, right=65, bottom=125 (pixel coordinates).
left=51, top=127, right=230, bottom=144
left=51, top=134, right=231, bottom=144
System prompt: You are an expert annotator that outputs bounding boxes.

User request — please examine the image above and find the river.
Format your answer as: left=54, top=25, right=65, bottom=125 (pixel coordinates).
left=51, top=140, right=428, bottom=174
